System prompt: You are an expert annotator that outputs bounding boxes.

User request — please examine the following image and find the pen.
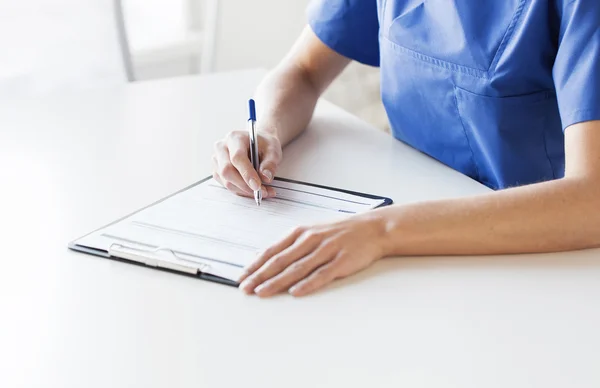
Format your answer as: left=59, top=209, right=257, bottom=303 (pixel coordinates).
left=248, top=99, right=262, bottom=206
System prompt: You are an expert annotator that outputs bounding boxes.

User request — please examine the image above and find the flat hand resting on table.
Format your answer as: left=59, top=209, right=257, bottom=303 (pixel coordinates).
left=237, top=212, right=389, bottom=297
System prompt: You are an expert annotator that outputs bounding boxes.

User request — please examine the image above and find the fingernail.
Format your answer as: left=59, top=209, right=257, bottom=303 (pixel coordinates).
left=289, top=285, right=300, bottom=295
left=240, top=279, right=254, bottom=293
left=254, top=284, right=267, bottom=294
left=249, top=179, right=260, bottom=191
left=262, top=170, right=273, bottom=182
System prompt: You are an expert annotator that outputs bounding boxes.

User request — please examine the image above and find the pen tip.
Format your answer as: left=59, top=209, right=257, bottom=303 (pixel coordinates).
left=254, top=190, right=262, bottom=206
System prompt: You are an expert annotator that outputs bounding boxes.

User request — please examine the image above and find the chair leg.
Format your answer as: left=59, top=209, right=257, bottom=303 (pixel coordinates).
left=113, top=0, right=136, bottom=82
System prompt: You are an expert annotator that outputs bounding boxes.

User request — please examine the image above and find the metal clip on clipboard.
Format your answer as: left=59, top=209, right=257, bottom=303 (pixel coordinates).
left=108, top=243, right=211, bottom=275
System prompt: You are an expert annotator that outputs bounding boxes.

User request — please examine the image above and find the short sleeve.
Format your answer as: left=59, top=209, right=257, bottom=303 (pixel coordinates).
left=307, top=0, right=380, bottom=67
left=553, top=0, right=600, bottom=130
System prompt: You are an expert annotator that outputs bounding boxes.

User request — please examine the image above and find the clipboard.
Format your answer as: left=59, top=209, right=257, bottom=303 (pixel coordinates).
left=68, top=176, right=393, bottom=287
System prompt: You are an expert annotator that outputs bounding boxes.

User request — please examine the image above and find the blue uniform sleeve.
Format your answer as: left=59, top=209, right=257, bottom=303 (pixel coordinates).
left=306, top=0, right=380, bottom=67
left=553, top=0, right=600, bottom=129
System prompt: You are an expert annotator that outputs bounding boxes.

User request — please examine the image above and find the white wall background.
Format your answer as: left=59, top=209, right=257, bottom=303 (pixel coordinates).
left=0, top=0, right=126, bottom=97
left=0, top=0, right=387, bottom=129
left=211, top=0, right=310, bottom=71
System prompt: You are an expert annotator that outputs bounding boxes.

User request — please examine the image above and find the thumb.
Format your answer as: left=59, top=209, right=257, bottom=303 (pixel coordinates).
left=259, top=149, right=281, bottom=183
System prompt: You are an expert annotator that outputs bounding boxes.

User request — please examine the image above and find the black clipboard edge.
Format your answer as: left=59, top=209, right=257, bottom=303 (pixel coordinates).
left=272, top=177, right=393, bottom=208
left=68, top=175, right=393, bottom=286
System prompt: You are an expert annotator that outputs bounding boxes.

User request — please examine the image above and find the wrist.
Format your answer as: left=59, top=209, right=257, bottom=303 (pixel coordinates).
left=360, top=208, right=400, bottom=258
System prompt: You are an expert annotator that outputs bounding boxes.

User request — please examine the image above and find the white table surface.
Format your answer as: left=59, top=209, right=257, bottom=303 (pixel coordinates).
left=1, top=69, right=598, bottom=388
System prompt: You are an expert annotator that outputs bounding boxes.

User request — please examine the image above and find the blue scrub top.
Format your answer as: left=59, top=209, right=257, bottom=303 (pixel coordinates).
left=307, top=0, right=600, bottom=189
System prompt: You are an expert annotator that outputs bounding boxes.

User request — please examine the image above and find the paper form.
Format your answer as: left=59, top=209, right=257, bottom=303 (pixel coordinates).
left=75, top=178, right=386, bottom=281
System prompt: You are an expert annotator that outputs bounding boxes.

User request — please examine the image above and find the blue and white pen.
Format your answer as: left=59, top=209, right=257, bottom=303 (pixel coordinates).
left=248, top=99, right=262, bottom=206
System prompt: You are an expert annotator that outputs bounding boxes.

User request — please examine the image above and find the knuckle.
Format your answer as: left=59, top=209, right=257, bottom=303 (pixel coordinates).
left=270, top=254, right=290, bottom=269
left=267, top=255, right=296, bottom=274
left=321, top=238, right=339, bottom=251
left=230, top=150, right=246, bottom=165
left=237, top=169, right=252, bottom=182
left=219, top=163, right=236, bottom=178
left=289, top=261, right=308, bottom=273
left=226, top=130, right=243, bottom=142
left=261, top=246, right=278, bottom=259
left=291, top=226, right=307, bottom=237
left=316, top=265, right=336, bottom=280
left=213, top=140, right=225, bottom=151
left=257, top=247, right=272, bottom=259
left=301, top=230, right=323, bottom=243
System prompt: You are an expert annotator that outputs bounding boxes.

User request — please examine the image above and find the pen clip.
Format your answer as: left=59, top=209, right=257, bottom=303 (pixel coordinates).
left=248, top=99, right=260, bottom=168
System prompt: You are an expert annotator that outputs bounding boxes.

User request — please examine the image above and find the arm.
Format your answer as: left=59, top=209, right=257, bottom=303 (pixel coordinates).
left=254, top=26, right=350, bottom=146
left=379, top=120, right=600, bottom=256
left=237, top=0, right=600, bottom=297
left=211, top=26, right=349, bottom=197
left=238, top=121, right=600, bottom=298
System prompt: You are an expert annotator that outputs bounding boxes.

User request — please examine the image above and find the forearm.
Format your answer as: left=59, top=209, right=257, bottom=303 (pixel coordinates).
left=377, top=177, right=600, bottom=256
left=253, top=26, right=350, bottom=147
left=253, top=63, right=320, bottom=146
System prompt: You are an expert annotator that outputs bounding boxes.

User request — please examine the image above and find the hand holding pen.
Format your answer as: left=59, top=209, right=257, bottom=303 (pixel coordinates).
left=211, top=99, right=282, bottom=201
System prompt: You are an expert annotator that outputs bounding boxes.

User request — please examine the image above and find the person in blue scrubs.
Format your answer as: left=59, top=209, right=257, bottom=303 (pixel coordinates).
left=212, top=0, right=600, bottom=297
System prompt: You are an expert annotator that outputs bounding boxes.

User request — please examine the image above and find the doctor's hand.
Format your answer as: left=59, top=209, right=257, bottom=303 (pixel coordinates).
left=212, top=130, right=282, bottom=198
left=238, top=213, right=390, bottom=297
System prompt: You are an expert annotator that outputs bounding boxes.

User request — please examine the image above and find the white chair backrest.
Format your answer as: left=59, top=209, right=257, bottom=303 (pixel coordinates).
left=0, top=0, right=132, bottom=98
